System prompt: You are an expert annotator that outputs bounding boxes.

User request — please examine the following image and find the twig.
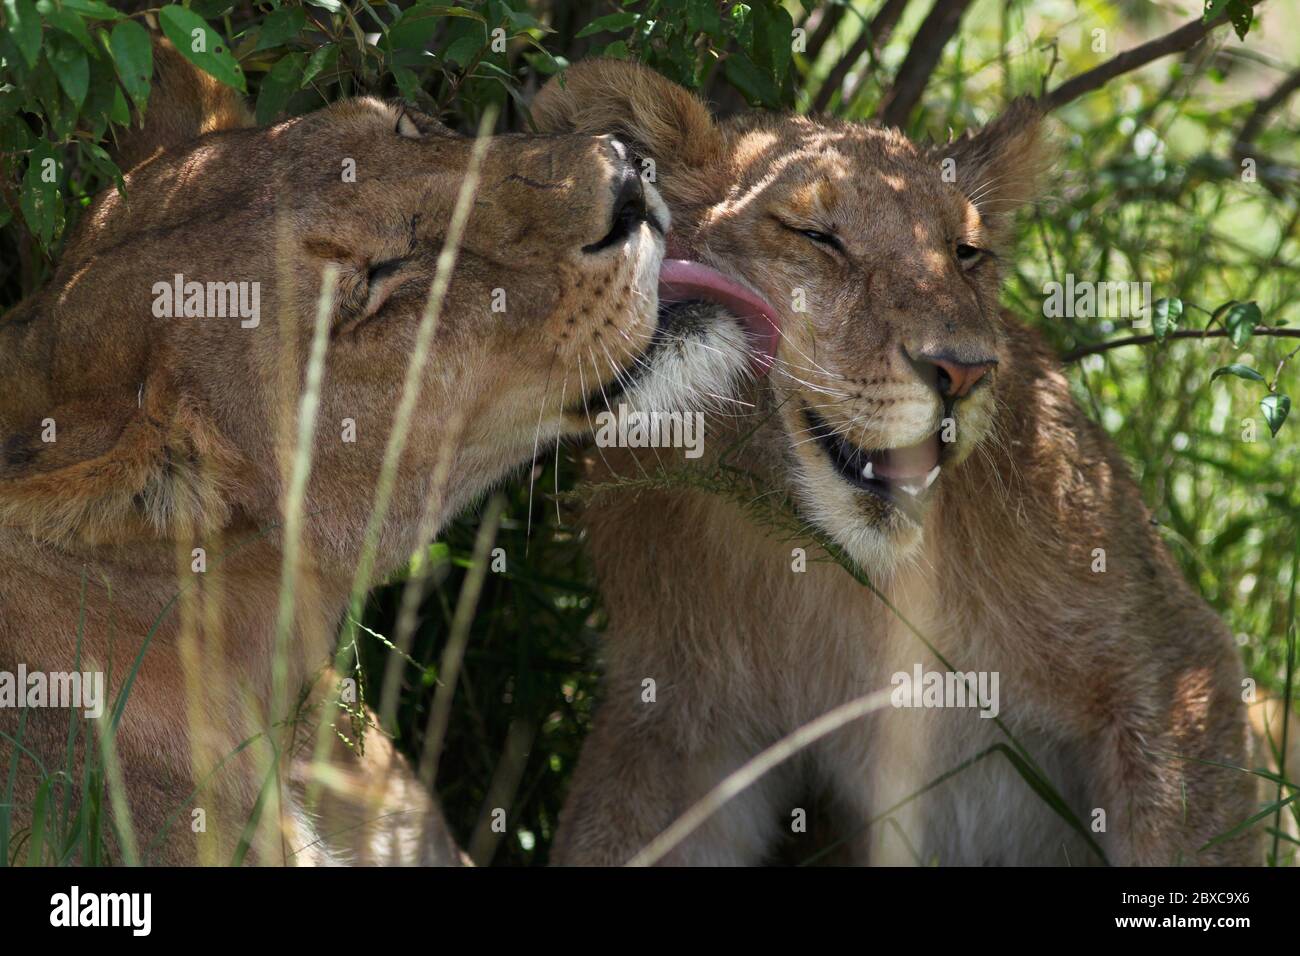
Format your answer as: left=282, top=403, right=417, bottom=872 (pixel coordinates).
left=876, top=0, right=972, bottom=127
left=1236, top=67, right=1300, bottom=148
left=1270, top=342, right=1300, bottom=390
left=1231, top=66, right=1300, bottom=195
left=1040, top=0, right=1263, bottom=112
left=805, top=1, right=849, bottom=67
left=1062, top=326, right=1300, bottom=363
left=812, top=0, right=909, bottom=114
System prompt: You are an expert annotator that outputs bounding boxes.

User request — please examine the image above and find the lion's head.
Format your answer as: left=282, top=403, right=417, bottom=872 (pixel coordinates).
left=0, top=45, right=741, bottom=580
left=536, top=60, right=1049, bottom=573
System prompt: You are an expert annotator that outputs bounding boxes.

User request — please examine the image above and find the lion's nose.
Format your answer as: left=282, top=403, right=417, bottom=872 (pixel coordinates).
left=583, top=138, right=654, bottom=253
left=908, top=350, right=997, bottom=399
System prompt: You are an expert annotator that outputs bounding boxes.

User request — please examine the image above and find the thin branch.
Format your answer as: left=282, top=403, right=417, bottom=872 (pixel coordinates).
left=812, top=0, right=909, bottom=114
left=1269, top=341, right=1300, bottom=390
left=1231, top=66, right=1300, bottom=195
left=876, top=0, right=972, bottom=127
left=1237, top=67, right=1300, bottom=147
left=1062, top=326, right=1300, bottom=363
left=805, top=1, right=850, bottom=67
left=1040, top=0, right=1263, bottom=112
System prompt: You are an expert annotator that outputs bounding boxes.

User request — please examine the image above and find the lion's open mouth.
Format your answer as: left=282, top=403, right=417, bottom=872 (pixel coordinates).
left=805, top=408, right=943, bottom=515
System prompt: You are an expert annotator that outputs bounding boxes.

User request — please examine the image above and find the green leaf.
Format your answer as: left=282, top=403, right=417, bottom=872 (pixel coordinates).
left=443, top=33, right=482, bottom=69
left=416, top=3, right=484, bottom=21
left=503, top=6, right=550, bottom=33
left=254, top=52, right=305, bottom=124
left=1261, top=394, right=1290, bottom=437
left=37, top=1, right=97, bottom=54
left=304, top=0, right=343, bottom=12
left=1152, top=297, right=1182, bottom=342
left=59, top=0, right=121, bottom=19
left=300, top=42, right=339, bottom=86
left=108, top=83, right=129, bottom=125
left=725, top=49, right=781, bottom=108
left=0, top=86, right=20, bottom=121
left=576, top=11, right=639, bottom=38
left=1211, top=299, right=1237, bottom=325
left=48, top=36, right=89, bottom=108
left=687, top=0, right=723, bottom=37
left=29, top=53, right=64, bottom=127
left=386, top=6, right=448, bottom=52
left=1210, top=364, right=1265, bottom=383
left=84, top=54, right=131, bottom=132
left=192, top=0, right=235, bottom=17
left=1202, top=0, right=1227, bottom=24
left=80, top=139, right=123, bottom=195
left=158, top=5, right=246, bottom=93
left=472, top=59, right=516, bottom=81
left=254, top=7, right=307, bottom=51
left=1226, top=0, right=1252, bottom=40
left=20, top=138, right=60, bottom=246
left=521, top=46, right=565, bottom=77
left=110, top=19, right=153, bottom=110
left=1222, top=300, right=1261, bottom=348
left=0, top=113, right=25, bottom=149
left=3, top=0, right=42, bottom=68
left=392, top=65, right=421, bottom=103
left=752, top=0, right=794, bottom=84
left=383, top=4, right=485, bottom=69
left=82, top=51, right=120, bottom=135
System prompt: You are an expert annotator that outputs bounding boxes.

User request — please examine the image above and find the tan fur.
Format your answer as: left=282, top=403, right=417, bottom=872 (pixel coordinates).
left=537, top=60, right=1264, bottom=866
left=1, top=51, right=671, bottom=864
left=112, top=39, right=256, bottom=173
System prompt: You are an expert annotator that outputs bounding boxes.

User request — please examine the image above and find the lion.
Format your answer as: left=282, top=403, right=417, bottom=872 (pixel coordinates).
left=0, top=44, right=763, bottom=866
left=532, top=60, right=1271, bottom=866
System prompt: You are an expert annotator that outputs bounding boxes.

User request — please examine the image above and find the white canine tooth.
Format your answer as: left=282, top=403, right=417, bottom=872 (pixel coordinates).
left=861, top=461, right=874, bottom=480
left=924, top=465, right=941, bottom=489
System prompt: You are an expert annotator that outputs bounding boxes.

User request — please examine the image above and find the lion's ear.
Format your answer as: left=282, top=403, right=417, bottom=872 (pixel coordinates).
left=112, top=34, right=254, bottom=171
left=935, top=97, right=1053, bottom=242
left=532, top=59, right=723, bottom=200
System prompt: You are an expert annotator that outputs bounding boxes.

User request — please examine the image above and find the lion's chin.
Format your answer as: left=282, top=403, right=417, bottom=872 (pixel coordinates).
left=786, top=391, right=999, bottom=576
left=793, top=457, right=929, bottom=579
left=832, top=519, right=925, bottom=580
left=617, top=300, right=756, bottom=417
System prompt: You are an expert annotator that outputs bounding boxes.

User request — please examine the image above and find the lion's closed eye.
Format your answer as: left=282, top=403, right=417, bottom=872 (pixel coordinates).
left=366, top=256, right=400, bottom=293
left=772, top=214, right=844, bottom=254
left=366, top=257, right=407, bottom=307
left=329, top=256, right=413, bottom=337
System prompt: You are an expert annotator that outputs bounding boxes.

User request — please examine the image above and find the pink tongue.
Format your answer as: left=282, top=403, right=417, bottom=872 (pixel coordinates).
left=870, top=434, right=940, bottom=481
left=657, top=259, right=781, bottom=374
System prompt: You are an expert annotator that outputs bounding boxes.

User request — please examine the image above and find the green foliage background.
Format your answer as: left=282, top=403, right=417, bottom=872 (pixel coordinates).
left=2, top=0, right=1297, bottom=865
